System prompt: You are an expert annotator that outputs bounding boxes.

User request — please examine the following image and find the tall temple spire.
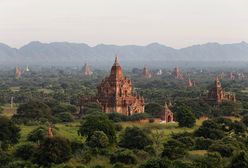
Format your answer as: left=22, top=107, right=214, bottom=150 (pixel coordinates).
left=215, top=76, right=221, bottom=88
left=164, top=102, right=169, bottom=110
left=110, top=56, right=123, bottom=78
left=114, top=56, right=119, bottom=65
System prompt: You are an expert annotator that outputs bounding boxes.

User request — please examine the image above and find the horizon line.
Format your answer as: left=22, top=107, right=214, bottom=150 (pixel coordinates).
left=0, top=40, right=247, bottom=50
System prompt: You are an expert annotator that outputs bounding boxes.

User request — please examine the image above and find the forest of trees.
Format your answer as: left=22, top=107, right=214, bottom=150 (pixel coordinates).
left=1, top=67, right=248, bottom=167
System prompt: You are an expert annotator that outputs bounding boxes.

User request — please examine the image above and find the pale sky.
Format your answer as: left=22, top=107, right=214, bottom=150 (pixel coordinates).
left=0, top=0, right=247, bottom=48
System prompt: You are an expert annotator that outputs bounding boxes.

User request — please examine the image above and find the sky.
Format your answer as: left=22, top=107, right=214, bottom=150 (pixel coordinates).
left=0, top=0, right=247, bottom=48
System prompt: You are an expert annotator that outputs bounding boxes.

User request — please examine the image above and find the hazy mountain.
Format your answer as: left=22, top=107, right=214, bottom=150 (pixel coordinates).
left=0, top=41, right=248, bottom=67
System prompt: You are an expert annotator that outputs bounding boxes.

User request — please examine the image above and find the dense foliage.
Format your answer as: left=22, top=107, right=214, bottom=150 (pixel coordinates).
left=0, top=67, right=248, bottom=167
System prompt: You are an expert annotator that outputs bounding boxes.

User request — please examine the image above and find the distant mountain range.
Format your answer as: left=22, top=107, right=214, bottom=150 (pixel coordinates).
left=0, top=41, right=248, bottom=67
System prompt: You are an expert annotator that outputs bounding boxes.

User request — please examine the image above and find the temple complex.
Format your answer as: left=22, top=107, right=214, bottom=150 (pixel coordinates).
left=161, top=102, right=174, bottom=123
left=82, top=63, right=93, bottom=76
left=96, top=57, right=145, bottom=115
left=205, top=77, right=236, bottom=105
left=173, top=67, right=184, bottom=80
left=142, top=66, right=152, bottom=78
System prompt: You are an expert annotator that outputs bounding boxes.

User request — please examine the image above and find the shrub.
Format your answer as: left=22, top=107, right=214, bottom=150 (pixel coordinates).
left=108, top=113, right=127, bottom=122
left=114, top=123, right=123, bottom=132
left=232, top=121, right=247, bottom=134
left=241, top=115, right=248, bottom=127
left=119, top=127, right=153, bottom=150
left=145, top=103, right=163, bottom=118
left=173, top=160, right=194, bottom=168
left=193, top=152, right=223, bottom=168
left=87, top=131, right=109, bottom=148
left=139, top=158, right=171, bottom=168
left=194, top=137, right=213, bottom=150
left=27, top=126, right=49, bottom=143
left=110, top=149, right=137, bottom=165
left=161, top=139, right=187, bottom=160
left=34, top=136, right=72, bottom=166
left=79, top=112, right=116, bottom=144
left=54, top=112, right=74, bottom=122
left=126, top=113, right=151, bottom=121
left=194, top=120, right=224, bottom=140
left=208, top=142, right=236, bottom=157
left=12, top=101, right=51, bottom=123
left=0, top=116, right=20, bottom=148
left=229, top=150, right=248, bottom=168
left=15, top=142, right=36, bottom=160
left=7, top=160, right=38, bottom=168
left=174, top=105, right=196, bottom=128
left=0, top=151, right=11, bottom=166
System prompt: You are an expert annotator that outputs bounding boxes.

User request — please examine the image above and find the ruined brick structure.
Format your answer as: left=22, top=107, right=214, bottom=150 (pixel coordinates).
left=82, top=63, right=93, bottom=76
left=229, top=72, right=235, bottom=80
left=143, top=66, right=152, bottom=78
left=206, top=77, right=236, bottom=105
left=187, top=78, right=193, bottom=88
left=96, top=57, right=145, bottom=115
left=161, top=102, right=174, bottom=122
left=173, top=67, right=184, bottom=80
left=15, top=67, right=23, bottom=79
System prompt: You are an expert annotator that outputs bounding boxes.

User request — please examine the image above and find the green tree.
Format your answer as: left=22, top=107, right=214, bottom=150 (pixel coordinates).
left=194, top=152, right=223, bottom=168
left=34, top=136, right=72, bottom=166
left=13, top=101, right=51, bottom=123
left=229, top=151, right=248, bottom=168
left=145, top=103, right=163, bottom=118
left=173, top=160, right=194, bottom=168
left=15, top=142, right=36, bottom=160
left=161, top=139, right=187, bottom=160
left=139, top=158, right=171, bottom=168
left=241, top=114, right=248, bottom=127
left=174, top=105, right=196, bottom=128
left=87, top=131, right=109, bottom=148
left=27, top=126, right=50, bottom=143
left=195, top=120, right=224, bottom=140
left=232, top=121, right=247, bottom=134
left=208, top=141, right=235, bottom=157
left=54, top=112, right=74, bottom=122
left=110, top=149, right=137, bottom=165
left=119, top=126, right=153, bottom=150
left=79, top=112, right=116, bottom=144
left=0, top=116, right=20, bottom=149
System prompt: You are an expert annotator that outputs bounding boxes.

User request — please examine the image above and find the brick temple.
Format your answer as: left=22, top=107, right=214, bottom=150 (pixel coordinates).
left=82, top=63, right=93, bottom=76
left=205, top=77, right=236, bottom=105
left=96, top=57, right=145, bottom=115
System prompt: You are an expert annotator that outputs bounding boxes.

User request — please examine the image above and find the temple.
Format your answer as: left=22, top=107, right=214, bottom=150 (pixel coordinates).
left=156, top=69, right=163, bottom=76
left=186, top=78, right=195, bottom=88
left=161, top=102, right=174, bottom=123
left=82, top=63, right=93, bottom=76
left=15, top=67, right=22, bottom=79
left=96, top=57, right=145, bottom=115
left=229, top=72, right=235, bottom=80
left=205, top=77, right=236, bottom=105
left=142, top=66, right=152, bottom=78
left=173, top=67, right=184, bottom=80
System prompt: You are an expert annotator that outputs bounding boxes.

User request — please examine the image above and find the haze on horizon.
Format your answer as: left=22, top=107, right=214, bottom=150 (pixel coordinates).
left=0, top=0, right=247, bottom=49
